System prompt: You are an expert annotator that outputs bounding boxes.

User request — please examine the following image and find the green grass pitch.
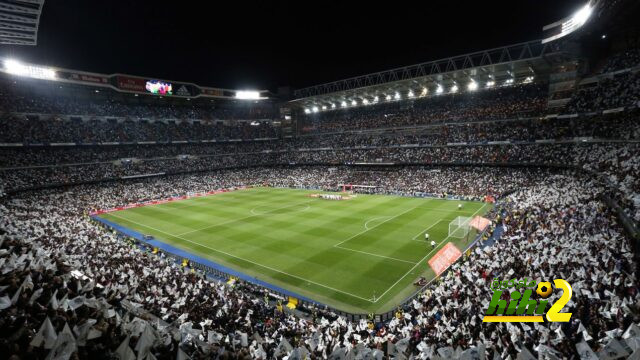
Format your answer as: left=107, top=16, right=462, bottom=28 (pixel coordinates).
left=99, top=187, right=490, bottom=314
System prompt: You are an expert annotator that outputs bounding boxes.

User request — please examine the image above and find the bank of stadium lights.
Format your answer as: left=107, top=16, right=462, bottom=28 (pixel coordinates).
left=3, top=59, right=56, bottom=80
left=341, top=101, right=347, bottom=108
left=504, top=78, right=514, bottom=85
left=436, top=85, right=443, bottom=94
left=373, top=96, right=379, bottom=103
left=467, top=80, right=478, bottom=91
left=304, top=108, right=311, bottom=114
left=407, top=90, right=414, bottom=98
left=312, top=106, right=319, bottom=113
left=321, top=105, right=327, bottom=110
left=362, top=98, right=369, bottom=105
left=572, top=3, right=593, bottom=28
left=523, top=76, right=535, bottom=84
left=331, top=103, right=336, bottom=109
left=486, top=80, right=495, bottom=88
left=450, top=84, right=459, bottom=93
left=385, top=94, right=392, bottom=101
left=421, top=87, right=428, bottom=97
left=394, top=92, right=401, bottom=100
left=235, top=90, right=261, bottom=100
left=351, top=99, right=357, bottom=106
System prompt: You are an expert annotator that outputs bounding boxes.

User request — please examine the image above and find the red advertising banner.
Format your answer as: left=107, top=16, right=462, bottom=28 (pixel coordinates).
left=116, top=75, right=146, bottom=92
left=428, top=242, right=462, bottom=276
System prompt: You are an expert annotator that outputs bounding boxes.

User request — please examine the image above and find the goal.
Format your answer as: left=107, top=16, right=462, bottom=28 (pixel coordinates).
left=448, top=216, right=472, bottom=238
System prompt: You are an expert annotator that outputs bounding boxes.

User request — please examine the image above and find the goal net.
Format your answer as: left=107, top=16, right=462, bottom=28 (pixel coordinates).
left=449, top=216, right=472, bottom=238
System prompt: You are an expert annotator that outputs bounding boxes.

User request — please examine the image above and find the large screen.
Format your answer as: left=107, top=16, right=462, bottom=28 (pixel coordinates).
left=145, top=80, right=172, bottom=95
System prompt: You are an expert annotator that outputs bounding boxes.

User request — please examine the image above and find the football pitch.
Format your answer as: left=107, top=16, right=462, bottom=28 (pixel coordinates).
left=99, top=187, right=490, bottom=313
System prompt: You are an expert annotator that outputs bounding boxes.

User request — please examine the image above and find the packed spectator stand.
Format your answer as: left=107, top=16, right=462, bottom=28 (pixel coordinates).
left=1, top=47, right=640, bottom=359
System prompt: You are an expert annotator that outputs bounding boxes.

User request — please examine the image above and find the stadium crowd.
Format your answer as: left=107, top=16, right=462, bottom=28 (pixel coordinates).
left=564, top=71, right=640, bottom=113
left=1, top=45, right=640, bottom=359
left=0, top=114, right=279, bottom=144
left=1, top=166, right=638, bottom=359
left=601, top=48, right=640, bottom=73
left=301, top=84, right=547, bottom=133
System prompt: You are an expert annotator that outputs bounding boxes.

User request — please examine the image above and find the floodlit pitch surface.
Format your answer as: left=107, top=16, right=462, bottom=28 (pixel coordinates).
left=99, top=187, right=490, bottom=313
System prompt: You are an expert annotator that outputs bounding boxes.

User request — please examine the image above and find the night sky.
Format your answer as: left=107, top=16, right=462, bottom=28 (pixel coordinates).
left=0, top=0, right=588, bottom=91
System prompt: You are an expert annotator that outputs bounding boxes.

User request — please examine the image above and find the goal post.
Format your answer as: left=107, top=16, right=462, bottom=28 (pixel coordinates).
left=449, top=216, right=472, bottom=239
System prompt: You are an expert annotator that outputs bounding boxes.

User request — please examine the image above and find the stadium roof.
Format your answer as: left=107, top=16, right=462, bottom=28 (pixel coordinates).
left=0, top=0, right=45, bottom=45
left=288, top=40, right=569, bottom=111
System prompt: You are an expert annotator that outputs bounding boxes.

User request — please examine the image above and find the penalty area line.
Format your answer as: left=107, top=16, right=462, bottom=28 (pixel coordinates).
left=373, top=203, right=488, bottom=303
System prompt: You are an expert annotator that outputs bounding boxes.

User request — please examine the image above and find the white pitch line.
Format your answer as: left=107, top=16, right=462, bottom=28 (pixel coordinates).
left=411, top=219, right=445, bottom=240
left=333, top=205, right=419, bottom=248
left=334, top=245, right=415, bottom=264
left=363, top=216, right=391, bottom=230
left=373, top=203, right=488, bottom=303
left=176, top=200, right=313, bottom=236
left=105, top=211, right=374, bottom=303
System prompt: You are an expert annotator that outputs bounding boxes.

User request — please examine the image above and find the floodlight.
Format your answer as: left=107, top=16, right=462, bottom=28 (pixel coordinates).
left=373, top=96, right=379, bottom=102
left=451, top=84, right=458, bottom=93
left=235, top=90, right=261, bottom=99
left=407, top=90, right=414, bottom=98
left=351, top=100, right=357, bottom=106
left=467, top=80, right=478, bottom=91
left=304, top=108, right=311, bottom=114
left=486, top=81, right=495, bottom=88
left=4, top=59, right=56, bottom=79
left=394, top=92, right=401, bottom=100
left=321, top=105, right=327, bottom=110
left=421, top=87, right=428, bottom=96
left=341, top=101, right=347, bottom=107
left=312, top=106, right=319, bottom=113
left=385, top=94, right=392, bottom=101
left=436, top=85, right=443, bottom=94
left=362, top=98, right=369, bottom=105
left=572, top=4, right=592, bottom=27
left=331, top=103, right=336, bottom=109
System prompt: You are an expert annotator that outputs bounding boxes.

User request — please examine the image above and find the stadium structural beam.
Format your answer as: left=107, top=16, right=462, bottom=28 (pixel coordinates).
left=292, top=40, right=551, bottom=99
left=0, top=0, right=45, bottom=46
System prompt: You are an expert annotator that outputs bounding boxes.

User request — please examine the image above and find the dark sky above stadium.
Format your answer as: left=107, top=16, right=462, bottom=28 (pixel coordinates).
left=1, top=0, right=588, bottom=91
